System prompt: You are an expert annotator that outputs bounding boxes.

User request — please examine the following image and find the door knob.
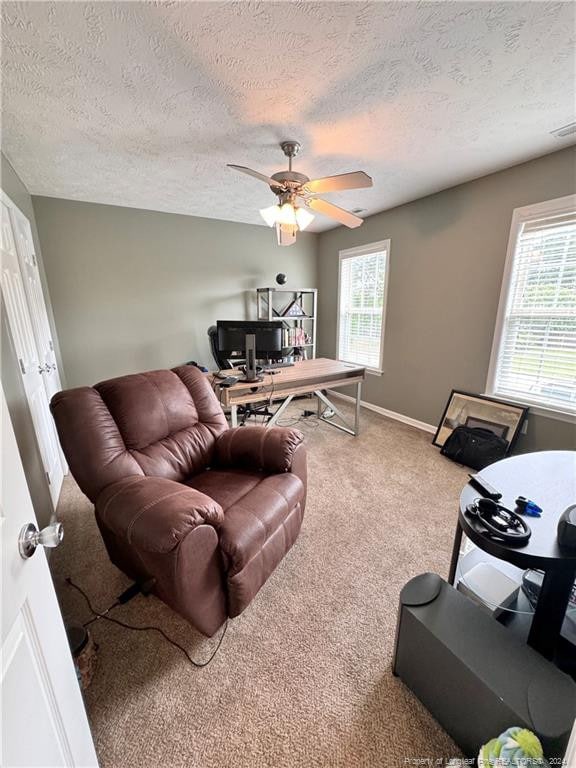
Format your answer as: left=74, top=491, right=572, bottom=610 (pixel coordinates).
left=19, top=522, right=63, bottom=559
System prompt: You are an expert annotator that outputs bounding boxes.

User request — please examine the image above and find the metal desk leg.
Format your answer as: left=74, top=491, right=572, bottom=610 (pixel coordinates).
left=266, top=395, right=294, bottom=428
left=528, top=565, right=576, bottom=660
left=230, top=404, right=238, bottom=428
left=354, top=380, right=362, bottom=436
left=448, top=519, right=463, bottom=586
left=315, top=388, right=361, bottom=437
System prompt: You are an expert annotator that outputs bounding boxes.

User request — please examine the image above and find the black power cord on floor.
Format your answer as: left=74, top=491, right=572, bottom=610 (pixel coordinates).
left=65, top=577, right=228, bottom=669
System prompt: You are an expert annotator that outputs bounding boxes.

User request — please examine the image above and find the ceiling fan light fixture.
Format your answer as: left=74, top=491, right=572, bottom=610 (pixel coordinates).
left=295, top=206, right=314, bottom=231
left=260, top=205, right=280, bottom=227
left=278, top=202, right=297, bottom=227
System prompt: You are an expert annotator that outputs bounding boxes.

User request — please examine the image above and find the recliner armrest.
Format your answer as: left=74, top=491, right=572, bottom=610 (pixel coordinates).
left=214, top=426, right=304, bottom=474
left=96, top=476, right=224, bottom=553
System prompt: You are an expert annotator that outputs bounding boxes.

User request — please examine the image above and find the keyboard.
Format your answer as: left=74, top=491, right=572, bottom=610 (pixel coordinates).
left=262, top=361, right=295, bottom=371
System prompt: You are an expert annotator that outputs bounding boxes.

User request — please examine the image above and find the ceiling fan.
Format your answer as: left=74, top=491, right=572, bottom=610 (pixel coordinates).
left=228, top=141, right=373, bottom=246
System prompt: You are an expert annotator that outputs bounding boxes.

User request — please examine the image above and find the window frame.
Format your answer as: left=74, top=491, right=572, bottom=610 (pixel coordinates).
left=336, top=239, right=390, bottom=375
left=485, top=194, right=576, bottom=423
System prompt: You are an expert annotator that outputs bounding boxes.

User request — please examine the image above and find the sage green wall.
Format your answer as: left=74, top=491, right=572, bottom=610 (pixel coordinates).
left=1, top=153, right=61, bottom=526
left=28, top=147, right=576, bottom=456
left=317, top=147, right=576, bottom=453
left=33, top=197, right=317, bottom=388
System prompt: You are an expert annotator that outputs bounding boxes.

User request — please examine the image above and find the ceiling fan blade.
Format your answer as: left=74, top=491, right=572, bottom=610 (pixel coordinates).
left=304, top=198, right=364, bottom=228
left=303, top=171, right=372, bottom=194
left=227, top=164, right=285, bottom=190
left=276, top=223, right=296, bottom=246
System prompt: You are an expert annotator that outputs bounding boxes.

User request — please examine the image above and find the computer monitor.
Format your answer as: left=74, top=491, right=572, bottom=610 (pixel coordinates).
left=217, top=320, right=284, bottom=359
left=217, top=320, right=284, bottom=382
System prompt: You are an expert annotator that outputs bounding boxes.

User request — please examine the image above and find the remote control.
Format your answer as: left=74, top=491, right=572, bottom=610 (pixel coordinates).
left=219, top=376, right=238, bottom=388
left=467, top=473, right=502, bottom=501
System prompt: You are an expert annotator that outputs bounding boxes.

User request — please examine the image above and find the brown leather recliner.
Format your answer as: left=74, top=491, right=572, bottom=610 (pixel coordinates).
left=50, top=365, right=306, bottom=636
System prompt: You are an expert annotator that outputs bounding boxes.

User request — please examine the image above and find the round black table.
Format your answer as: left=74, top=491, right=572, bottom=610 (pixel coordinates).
left=448, top=450, right=576, bottom=661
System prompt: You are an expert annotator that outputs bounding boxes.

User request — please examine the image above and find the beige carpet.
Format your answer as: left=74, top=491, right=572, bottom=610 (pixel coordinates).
left=51, top=403, right=469, bottom=768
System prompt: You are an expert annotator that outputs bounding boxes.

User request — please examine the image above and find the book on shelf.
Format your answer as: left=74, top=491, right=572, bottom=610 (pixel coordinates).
left=282, top=327, right=309, bottom=347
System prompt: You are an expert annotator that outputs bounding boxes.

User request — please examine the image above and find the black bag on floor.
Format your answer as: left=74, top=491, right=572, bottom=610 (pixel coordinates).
left=440, top=425, right=509, bottom=469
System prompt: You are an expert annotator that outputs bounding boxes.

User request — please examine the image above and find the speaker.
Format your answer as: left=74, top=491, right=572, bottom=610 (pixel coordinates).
left=393, top=573, right=576, bottom=760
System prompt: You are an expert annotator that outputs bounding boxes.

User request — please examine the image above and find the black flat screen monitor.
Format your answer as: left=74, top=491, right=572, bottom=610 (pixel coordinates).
left=217, top=320, right=283, bottom=361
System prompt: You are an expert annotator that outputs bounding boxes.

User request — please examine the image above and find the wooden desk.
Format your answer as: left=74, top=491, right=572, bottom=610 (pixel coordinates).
left=214, top=358, right=365, bottom=436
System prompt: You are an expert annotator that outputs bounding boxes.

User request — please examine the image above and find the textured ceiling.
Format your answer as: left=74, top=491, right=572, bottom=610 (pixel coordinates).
left=1, top=1, right=575, bottom=232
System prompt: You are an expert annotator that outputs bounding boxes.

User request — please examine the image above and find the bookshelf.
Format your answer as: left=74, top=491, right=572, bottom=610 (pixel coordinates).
left=256, top=287, right=318, bottom=359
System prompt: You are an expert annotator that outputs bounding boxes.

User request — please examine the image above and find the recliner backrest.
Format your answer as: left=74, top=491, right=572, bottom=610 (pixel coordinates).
left=51, top=365, right=228, bottom=503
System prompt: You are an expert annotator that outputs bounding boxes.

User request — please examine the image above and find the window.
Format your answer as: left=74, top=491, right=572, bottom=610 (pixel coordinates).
left=337, top=240, right=390, bottom=373
left=487, top=195, right=576, bottom=417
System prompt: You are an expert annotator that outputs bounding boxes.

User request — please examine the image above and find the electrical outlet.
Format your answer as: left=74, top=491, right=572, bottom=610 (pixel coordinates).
left=521, top=419, right=529, bottom=435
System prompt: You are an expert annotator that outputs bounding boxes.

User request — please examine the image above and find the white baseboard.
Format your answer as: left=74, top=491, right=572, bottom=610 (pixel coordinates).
left=326, top=389, right=436, bottom=434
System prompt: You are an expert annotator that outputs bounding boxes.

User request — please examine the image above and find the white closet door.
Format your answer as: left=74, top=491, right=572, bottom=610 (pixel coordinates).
left=0, top=197, right=64, bottom=507
left=11, top=206, right=62, bottom=402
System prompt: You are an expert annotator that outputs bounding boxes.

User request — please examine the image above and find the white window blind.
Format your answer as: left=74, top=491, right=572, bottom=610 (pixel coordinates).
left=490, top=202, right=576, bottom=414
left=338, top=242, right=389, bottom=372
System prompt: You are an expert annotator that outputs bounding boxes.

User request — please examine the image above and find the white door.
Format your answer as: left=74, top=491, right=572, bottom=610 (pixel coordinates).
left=10, top=206, right=62, bottom=402
left=0, top=197, right=64, bottom=506
left=1, top=384, right=98, bottom=767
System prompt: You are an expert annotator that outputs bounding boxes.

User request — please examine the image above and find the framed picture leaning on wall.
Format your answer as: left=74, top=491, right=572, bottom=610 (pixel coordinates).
left=433, top=390, right=528, bottom=451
